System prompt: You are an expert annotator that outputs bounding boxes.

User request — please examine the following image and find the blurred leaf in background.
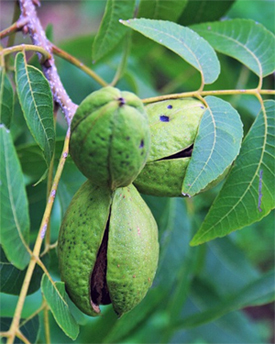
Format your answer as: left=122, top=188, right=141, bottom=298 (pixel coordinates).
left=0, top=0, right=274, bottom=343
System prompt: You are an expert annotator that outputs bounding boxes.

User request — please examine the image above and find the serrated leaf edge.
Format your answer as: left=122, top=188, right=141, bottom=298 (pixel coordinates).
left=191, top=100, right=270, bottom=245
left=15, top=53, right=53, bottom=166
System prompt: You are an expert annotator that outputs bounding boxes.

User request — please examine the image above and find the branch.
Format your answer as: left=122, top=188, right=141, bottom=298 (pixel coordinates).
left=6, top=128, right=71, bottom=344
left=1, top=44, right=51, bottom=62
left=18, top=0, right=77, bottom=124
left=0, top=18, right=28, bottom=39
left=52, top=44, right=108, bottom=87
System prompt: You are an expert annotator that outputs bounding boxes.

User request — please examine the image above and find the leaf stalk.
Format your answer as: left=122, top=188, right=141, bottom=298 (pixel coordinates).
left=142, top=88, right=275, bottom=104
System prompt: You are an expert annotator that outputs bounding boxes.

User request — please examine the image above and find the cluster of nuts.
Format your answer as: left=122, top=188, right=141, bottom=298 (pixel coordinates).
left=58, top=87, right=206, bottom=317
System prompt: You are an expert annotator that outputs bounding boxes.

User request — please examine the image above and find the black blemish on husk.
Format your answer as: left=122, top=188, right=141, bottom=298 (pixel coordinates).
left=139, top=139, right=144, bottom=148
left=160, top=115, right=170, bottom=122
left=167, top=105, right=173, bottom=109
left=118, top=97, right=126, bottom=106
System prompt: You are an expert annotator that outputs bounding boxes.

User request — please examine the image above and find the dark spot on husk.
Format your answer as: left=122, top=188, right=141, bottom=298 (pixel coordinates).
left=121, top=161, right=130, bottom=166
left=118, top=97, right=126, bottom=106
left=139, top=139, right=144, bottom=148
left=160, top=115, right=170, bottom=122
left=167, top=105, right=173, bottom=109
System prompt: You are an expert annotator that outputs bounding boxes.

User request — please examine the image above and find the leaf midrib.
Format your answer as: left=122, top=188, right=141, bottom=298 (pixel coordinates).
left=129, top=21, right=203, bottom=81
left=3, top=131, right=28, bottom=250
left=195, top=24, right=263, bottom=78
left=194, top=103, right=268, bottom=243
left=184, top=106, right=217, bottom=194
left=23, top=63, right=52, bottom=160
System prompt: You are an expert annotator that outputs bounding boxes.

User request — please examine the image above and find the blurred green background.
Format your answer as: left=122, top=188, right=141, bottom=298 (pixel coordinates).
left=1, top=0, right=274, bottom=343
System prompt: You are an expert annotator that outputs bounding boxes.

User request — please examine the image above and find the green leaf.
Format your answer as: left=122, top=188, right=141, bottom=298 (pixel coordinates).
left=138, top=0, right=187, bottom=21
left=227, top=0, right=275, bottom=33
left=15, top=52, right=55, bottom=167
left=182, top=96, right=243, bottom=196
left=41, top=274, right=79, bottom=340
left=178, top=0, right=235, bottom=26
left=0, top=68, right=14, bottom=129
left=92, top=0, right=135, bottom=62
left=121, top=19, right=220, bottom=84
left=175, top=269, right=275, bottom=329
left=0, top=246, right=47, bottom=295
left=0, top=125, right=30, bottom=270
left=17, top=144, right=47, bottom=186
left=102, top=292, right=164, bottom=343
left=60, top=35, right=94, bottom=63
left=0, top=315, right=40, bottom=344
left=191, top=100, right=275, bottom=245
left=17, top=139, right=65, bottom=186
left=191, top=19, right=275, bottom=78
left=199, top=237, right=260, bottom=297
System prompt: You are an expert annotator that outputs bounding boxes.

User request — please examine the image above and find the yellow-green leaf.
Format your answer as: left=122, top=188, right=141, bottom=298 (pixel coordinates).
left=0, top=125, right=30, bottom=270
left=15, top=52, right=55, bottom=167
left=121, top=18, right=220, bottom=84
left=191, top=100, right=275, bottom=245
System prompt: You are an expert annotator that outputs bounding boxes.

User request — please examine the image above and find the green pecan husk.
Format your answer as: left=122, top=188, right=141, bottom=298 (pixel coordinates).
left=58, top=180, right=159, bottom=317
left=69, top=86, right=150, bottom=190
left=134, top=98, right=206, bottom=197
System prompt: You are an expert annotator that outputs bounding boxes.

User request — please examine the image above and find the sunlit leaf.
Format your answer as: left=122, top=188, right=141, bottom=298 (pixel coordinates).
left=41, top=274, right=79, bottom=340
left=191, top=100, right=275, bottom=245
left=192, top=19, right=275, bottom=78
left=0, top=125, right=30, bottom=270
left=138, top=0, right=187, bottom=21
left=121, top=18, right=220, bottom=84
left=182, top=96, right=243, bottom=196
left=15, top=52, right=55, bottom=167
left=92, top=0, right=135, bottom=62
left=0, top=68, right=14, bottom=129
